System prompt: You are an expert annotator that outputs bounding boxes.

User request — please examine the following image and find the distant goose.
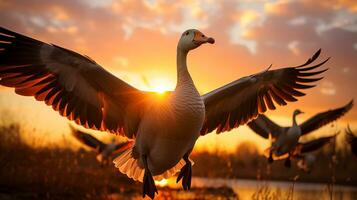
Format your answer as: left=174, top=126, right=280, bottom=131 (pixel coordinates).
left=248, top=100, right=353, bottom=167
left=345, top=125, right=357, bottom=157
left=70, top=125, right=133, bottom=166
left=293, top=134, right=337, bottom=172
left=0, top=27, right=328, bottom=199
left=296, top=154, right=316, bottom=172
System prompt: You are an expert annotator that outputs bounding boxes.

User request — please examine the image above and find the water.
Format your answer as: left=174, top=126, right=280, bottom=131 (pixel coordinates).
left=187, top=177, right=357, bottom=200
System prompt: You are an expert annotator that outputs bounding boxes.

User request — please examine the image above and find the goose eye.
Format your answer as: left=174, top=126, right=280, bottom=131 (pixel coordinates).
left=185, top=32, right=189, bottom=36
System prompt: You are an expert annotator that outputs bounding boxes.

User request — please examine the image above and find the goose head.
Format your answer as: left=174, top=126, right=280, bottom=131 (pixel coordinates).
left=293, top=109, right=304, bottom=116
left=177, top=29, right=215, bottom=52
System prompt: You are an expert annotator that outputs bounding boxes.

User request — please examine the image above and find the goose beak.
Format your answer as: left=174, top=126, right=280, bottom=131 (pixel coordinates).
left=193, top=31, right=215, bottom=45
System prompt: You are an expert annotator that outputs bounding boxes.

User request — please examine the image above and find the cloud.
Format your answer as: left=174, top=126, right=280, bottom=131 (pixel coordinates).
left=320, top=81, right=337, bottom=96
left=288, top=40, right=300, bottom=55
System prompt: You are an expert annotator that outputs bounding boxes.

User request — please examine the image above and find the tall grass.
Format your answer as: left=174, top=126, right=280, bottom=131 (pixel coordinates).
left=0, top=122, right=140, bottom=199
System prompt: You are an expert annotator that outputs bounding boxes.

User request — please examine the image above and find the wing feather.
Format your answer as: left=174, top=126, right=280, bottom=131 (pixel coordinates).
left=0, top=27, right=148, bottom=138
left=201, top=49, right=328, bottom=135
left=299, top=100, right=353, bottom=135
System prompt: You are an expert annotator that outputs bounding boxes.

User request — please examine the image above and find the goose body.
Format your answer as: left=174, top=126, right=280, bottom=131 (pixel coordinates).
left=272, top=110, right=302, bottom=156
left=274, top=125, right=301, bottom=156
left=135, top=86, right=205, bottom=175
left=0, top=27, right=330, bottom=198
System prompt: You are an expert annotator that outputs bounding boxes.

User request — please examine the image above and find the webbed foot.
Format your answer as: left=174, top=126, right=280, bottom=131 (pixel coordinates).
left=176, top=152, right=192, bottom=190
left=142, top=155, right=158, bottom=199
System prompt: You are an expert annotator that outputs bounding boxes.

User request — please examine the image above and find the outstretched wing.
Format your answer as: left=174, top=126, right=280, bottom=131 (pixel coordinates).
left=247, top=114, right=285, bottom=139
left=299, top=100, right=353, bottom=136
left=70, top=125, right=105, bottom=151
left=113, top=140, right=134, bottom=154
left=300, top=134, right=337, bottom=153
left=201, top=49, right=328, bottom=135
left=0, top=27, right=149, bottom=138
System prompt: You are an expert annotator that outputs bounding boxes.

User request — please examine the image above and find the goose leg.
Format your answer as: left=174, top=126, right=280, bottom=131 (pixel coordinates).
left=176, top=152, right=192, bottom=190
left=268, top=150, right=274, bottom=163
left=284, top=155, right=291, bottom=168
left=142, top=155, right=157, bottom=199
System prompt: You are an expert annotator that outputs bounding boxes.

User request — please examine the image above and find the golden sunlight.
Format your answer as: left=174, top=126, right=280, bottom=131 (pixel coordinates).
left=154, top=179, right=168, bottom=187
left=147, top=78, right=175, bottom=94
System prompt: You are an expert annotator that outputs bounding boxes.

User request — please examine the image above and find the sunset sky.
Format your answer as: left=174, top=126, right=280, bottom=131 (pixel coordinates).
left=0, top=0, right=356, bottom=152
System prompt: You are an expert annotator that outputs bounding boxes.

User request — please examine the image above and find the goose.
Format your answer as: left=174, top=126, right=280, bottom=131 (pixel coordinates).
left=248, top=100, right=353, bottom=167
left=345, top=125, right=357, bottom=157
left=70, top=125, right=133, bottom=166
left=293, top=134, right=337, bottom=172
left=296, top=154, right=316, bottom=172
left=0, top=27, right=328, bottom=199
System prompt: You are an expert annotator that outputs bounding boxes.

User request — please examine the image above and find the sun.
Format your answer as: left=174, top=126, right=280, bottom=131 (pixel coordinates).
left=154, top=179, right=168, bottom=187
left=147, top=78, right=175, bottom=94
left=152, top=84, right=170, bottom=94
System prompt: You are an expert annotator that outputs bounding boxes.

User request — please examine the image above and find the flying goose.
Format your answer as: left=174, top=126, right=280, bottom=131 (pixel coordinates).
left=293, top=134, right=337, bottom=171
left=345, top=125, right=357, bottom=157
left=0, top=27, right=328, bottom=199
left=248, top=100, right=353, bottom=167
left=70, top=125, right=133, bottom=166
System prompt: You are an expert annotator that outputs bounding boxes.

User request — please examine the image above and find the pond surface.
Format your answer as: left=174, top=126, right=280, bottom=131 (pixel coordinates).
left=110, top=177, right=357, bottom=199
left=188, top=177, right=357, bottom=200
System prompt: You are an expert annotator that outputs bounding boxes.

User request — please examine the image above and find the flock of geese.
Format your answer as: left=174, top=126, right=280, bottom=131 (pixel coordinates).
left=0, top=26, right=355, bottom=199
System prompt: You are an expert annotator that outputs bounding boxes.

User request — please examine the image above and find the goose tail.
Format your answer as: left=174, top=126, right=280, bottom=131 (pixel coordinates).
left=113, top=147, right=144, bottom=182
left=113, top=147, right=192, bottom=182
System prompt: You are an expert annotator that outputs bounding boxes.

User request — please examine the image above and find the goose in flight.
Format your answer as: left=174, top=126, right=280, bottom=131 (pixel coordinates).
left=70, top=125, right=133, bottom=166
left=0, top=27, right=328, bottom=199
left=345, top=125, right=357, bottom=157
left=248, top=100, right=353, bottom=167
left=292, top=134, right=337, bottom=171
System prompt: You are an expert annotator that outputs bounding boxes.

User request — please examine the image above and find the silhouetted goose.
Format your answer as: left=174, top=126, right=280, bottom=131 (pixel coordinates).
left=70, top=125, right=133, bottom=165
left=248, top=100, right=353, bottom=166
left=294, top=134, right=337, bottom=171
left=296, top=154, right=316, bottom=172
left=346, top=125, right=357, bottom=157
left=0, top=27, right=328, bottom=199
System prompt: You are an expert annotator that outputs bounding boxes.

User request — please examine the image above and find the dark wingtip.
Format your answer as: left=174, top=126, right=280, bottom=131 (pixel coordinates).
left=346, top=99, right=354, bottom=109
left=296, top=49, right=323, bottom=68
left=314, top=48, right=322, bottom=58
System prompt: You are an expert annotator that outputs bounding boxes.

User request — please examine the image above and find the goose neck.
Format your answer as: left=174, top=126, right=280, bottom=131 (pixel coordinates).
left=292, top=113, right=298, bottom=127
left=176, top=48, right=192, bottom=88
